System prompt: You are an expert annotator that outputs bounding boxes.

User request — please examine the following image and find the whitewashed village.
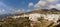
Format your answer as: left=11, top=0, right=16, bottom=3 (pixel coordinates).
left=12, top=13, right=60, bottom=22
left=0, top=8, right=60, bottom=27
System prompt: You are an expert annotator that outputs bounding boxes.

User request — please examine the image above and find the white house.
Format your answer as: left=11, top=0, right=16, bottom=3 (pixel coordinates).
left=11, top=13, right=60, bottom=22
left=28, top=13, right=60, bottom=22
left=29, top=13, right=41, bottom=21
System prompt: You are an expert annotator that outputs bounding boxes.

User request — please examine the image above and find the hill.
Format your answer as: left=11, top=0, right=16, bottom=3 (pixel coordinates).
left=0, top=8, right=60, bottom=27
left=0, top=17, right=31, bottom=27
left=16, top=8, right=60, bottom=15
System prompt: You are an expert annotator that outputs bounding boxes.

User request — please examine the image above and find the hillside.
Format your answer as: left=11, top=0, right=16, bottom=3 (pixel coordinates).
left=16, top=8, right=60, bottom=15
left=27, top=8, right=60, bottom=14
left=0, top=8, right=60, bottom=18
left=0, top=16, right=55, bottom=27
left=0, top=8, right=60, bottom=27
left=0, top=17, right=31, bottom=27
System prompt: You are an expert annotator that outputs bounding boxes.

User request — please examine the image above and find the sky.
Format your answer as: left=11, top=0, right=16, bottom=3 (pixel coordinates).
left=0, top=0, right=60, bottom=15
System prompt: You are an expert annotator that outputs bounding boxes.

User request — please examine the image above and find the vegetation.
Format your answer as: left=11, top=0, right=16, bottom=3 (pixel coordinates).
left=30, top=17, right=55, bottom=27
left=0, top=17, right=31, bottom=27
left=0, top=8, right=59, bottom=27
left=0, top=16, right=57, bottom=27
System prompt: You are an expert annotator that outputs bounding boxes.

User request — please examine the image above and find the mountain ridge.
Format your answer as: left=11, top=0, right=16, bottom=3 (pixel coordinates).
left=0, top=8, right=60, bottom=18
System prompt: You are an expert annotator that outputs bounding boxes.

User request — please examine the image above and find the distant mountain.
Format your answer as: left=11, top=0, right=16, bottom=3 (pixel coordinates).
left=0, top=8, right=59, bottom=27
left=0, top=14, right=14, bottom=18
left=19, top=8, right=60, bottom=14
left=0, top=8, right=60, bottom=18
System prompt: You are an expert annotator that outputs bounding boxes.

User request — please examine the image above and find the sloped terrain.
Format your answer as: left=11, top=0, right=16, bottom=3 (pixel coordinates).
left=0, top=16, right=56, bottom=27
left=0, top=17, right=31, bottom=27
left=0, top=8, right=59, bottom=27
left=16, top=8, right=60, bottom=16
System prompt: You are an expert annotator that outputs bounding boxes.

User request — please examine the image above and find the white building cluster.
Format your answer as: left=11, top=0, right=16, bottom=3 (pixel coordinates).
left=11, top=13, right=60, bottom=22
left=29, top=13, right=60, bottom=22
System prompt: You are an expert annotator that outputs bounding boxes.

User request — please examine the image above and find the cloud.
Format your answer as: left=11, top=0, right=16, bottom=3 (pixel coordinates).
left=46, top=0, right=58, bottom=3
left=49, top=4, right=60, bottom=9
left=9, top=9, right=25, bottom=14
left=28, top=2, right=34, bottom=8
left=0, top=2, right=7, bottom=15
left=3, top=7, right=25, bottom=14
left=34, top=0, right=59, bottom=9
left=0, top=9, right=6, bottom=15
left=0, top=2, right=6, bottom=7
left=49, top=5, right=56, bottom=8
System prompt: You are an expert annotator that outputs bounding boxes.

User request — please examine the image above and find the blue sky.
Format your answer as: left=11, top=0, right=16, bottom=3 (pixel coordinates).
left=0, top=0, right=39, bottom=14
left=2, top=0, right=39, bottom=9
left=0, top=0, right=60, bottom=15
